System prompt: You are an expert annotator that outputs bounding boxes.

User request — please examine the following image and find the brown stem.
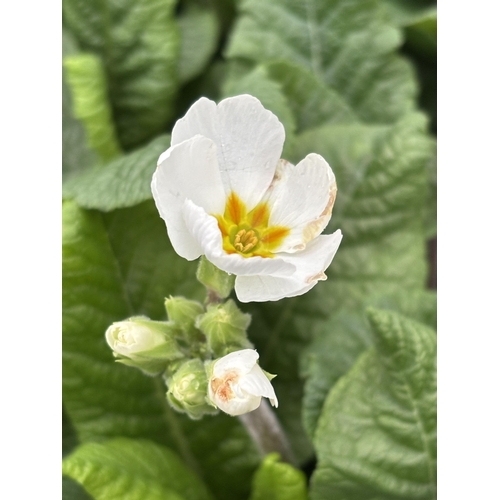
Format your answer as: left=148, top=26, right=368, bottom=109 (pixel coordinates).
left=238, top=399, right=297, bottom=466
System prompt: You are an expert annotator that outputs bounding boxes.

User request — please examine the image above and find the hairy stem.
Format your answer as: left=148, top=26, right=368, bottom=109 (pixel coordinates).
left=238, top=399, right=297, bottom=466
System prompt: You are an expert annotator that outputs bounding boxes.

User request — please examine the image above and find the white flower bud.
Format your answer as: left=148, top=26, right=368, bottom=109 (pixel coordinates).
left=208, top=349, right=278, bottom=416
left=105, top=317, right=184, bottom=376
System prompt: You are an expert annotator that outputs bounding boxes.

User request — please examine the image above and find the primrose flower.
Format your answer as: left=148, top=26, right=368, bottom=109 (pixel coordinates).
left=152, top=95, right=342, bottom=302
left=207, top=349, right=277, bottom=416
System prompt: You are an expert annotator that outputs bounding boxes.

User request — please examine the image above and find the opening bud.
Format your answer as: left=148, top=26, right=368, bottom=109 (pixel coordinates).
left=207, top=349, right=278, bottom=416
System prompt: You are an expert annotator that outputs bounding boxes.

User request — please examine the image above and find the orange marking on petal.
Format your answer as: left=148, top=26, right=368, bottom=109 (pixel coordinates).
left=261, top=227, right=290, bottom=246
left=250, top=203, right=269, bottom=227
left=226, top=192, right=245, bottom=225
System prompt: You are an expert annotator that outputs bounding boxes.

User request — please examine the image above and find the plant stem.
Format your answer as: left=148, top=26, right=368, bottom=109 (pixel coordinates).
left=238, top=399, right=297, bottom=466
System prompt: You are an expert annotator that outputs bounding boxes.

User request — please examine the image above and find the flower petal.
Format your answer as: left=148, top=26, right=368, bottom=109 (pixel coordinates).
left=239, top=365, right=278, bottom=408
left=266, top=155, right=337, bottom=252
left=152, top=135, right=226, bottom=260
left=235, top=230, right=343, bottom=302
left=212, top=349, right=259, bottom=377
left=182, top=200, right=296, bottom=277
left=172, top=95, right=285, bottom=210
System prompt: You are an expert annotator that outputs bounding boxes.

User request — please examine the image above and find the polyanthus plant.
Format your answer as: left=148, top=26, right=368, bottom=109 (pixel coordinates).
left=105, top=95, right=341, bottom=462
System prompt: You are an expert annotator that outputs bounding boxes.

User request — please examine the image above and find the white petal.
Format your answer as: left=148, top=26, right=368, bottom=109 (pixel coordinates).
left=172, top=95, right=285, bottom=210
left=216, top=393, right=262, bottom=416
left=171, top=97, right=218, bottom=147
left=266, top=155, right=337, bottom=252
left=235, top=231, right=343, bottom=302
left=182, top=200, right=296, bottom=277
left=212, top=349, right=259, bottom=377
left=239, top=365, right=278, bottom=408
left=152, top=135, right=226, bottom=260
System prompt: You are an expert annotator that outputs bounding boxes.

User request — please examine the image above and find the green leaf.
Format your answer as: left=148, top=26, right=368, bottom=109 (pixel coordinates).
left=62, top=134, right=170, bottom=211
left=63, top=30, right=99, bottom=181
left=63, top=54, right=122, bottom=162
left=383, top=0, right=436, bottom=28
left=301, top=289, right=437, bottom=438
left=178, top=6, right=219, bottom=84
left=63, top=0, right=180, bottom=149
left=311, top=309, right=437, bottom=500
left=264, top=61, right=357, bottom=132
left=250, top=453, right=308, bottom=500
left=62, top=438, right=213, bottom=500
left=62, top=476, right=93, bottom=500
left=243, top=113, right=432, bottom=464
left=62, top=200, right=260, bottom=499
left=227, top=0, right=417, bottom=124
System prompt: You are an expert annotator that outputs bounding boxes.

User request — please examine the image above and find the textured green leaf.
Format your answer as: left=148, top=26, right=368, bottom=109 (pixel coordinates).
left=383, top=0, right=436, bottom=28
left=250, top=453, right=308, bottom=500
left=178, top=6, right=219, bottom=84
left=311, top=309, right=437, bottom=500
left=264, top=61, right=357, bottom=132
left=62, top=200, right=260, bottom=499
left=62, top=134, right=170, bottom=211
left=62, top=438, right=213, bottom=500
left=63, top=54, right=122, bottom=162
left=63, top=30, right=98, bottom=180
left=63, top=0, right=180, bottom=149
left=227, top=0, right=417, bottom=124
left=243, top=113, right=432, bottom=464
left=62, top=476, right=94, bottom=500
left=301, top=290, right=436, bottom=438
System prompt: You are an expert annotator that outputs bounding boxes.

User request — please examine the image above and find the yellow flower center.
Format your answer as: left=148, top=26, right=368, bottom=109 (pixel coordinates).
left=214, top=192, right=290, bottom=258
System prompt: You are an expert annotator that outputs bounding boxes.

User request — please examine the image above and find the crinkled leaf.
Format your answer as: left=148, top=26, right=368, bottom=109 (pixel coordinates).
left=62, top=135, right=169, bottom=211
left=178, top=6, right=219, bottom=84
left=383, top=0, right=436, bottom=28
left=62, top=201, right=260, bottom=499
left=63, top=54, right=122, bottom=162
left=301, top=290, right=437, bottom=438
left=62, top=0, right=180, bottom=149
left=264, top=61, right=357, bottom=131
left=227, top=0, right=417, bottom=124
left=311, top=309, right=436, bottom=500
left=63, top=30, right=98, bottom=180
left=250, top=453, right=308, bottom=500
left=244, top=114, right=432, bottom=463
left=62, top=438, right=213, bottom=500
left=62, top=476, right=93, bottom=500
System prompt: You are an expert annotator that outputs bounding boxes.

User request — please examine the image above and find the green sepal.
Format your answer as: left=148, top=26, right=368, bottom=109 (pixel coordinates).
left=196, top=256, right=235, bottom=299
left=166, top=358, right=219, bottom=419
left=165, top=296, right=205, bottom=339
left=196, top=300, right=253, bottom=357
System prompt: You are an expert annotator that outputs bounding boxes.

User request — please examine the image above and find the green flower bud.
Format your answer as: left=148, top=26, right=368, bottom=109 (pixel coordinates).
left=195, top=300, right=253, bottom=357
left=105, top=317, right=185, bottom=376
left=167, top=359, right=218, bottom=419
left=196, top=256, right=235, bottom=300
left=164, top=296, right=204, bottom=338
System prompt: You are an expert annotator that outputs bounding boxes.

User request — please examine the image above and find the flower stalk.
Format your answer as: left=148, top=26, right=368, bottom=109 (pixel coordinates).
left=238, top=399, right=296, bottom=466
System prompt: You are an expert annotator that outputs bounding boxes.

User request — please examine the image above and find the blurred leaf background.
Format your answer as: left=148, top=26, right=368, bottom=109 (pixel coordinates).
left=62, top=0, right=437, bottom=498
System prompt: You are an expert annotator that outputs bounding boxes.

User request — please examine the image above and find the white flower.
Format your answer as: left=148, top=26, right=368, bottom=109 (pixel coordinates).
left=152, top=94, right=342, bottom=302
left=208, top=349, right=278, bottom=416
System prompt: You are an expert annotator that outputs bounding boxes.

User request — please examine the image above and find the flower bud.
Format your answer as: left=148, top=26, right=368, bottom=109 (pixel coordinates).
left=164, top=296, right=204, bottom=339
left=196, top=300, right=253, bottom=357
left=167, top=359, right=218, bottom=419
left=105, top=317, right=185, bottom=376
left=207, top=349, right=278, bottom=416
